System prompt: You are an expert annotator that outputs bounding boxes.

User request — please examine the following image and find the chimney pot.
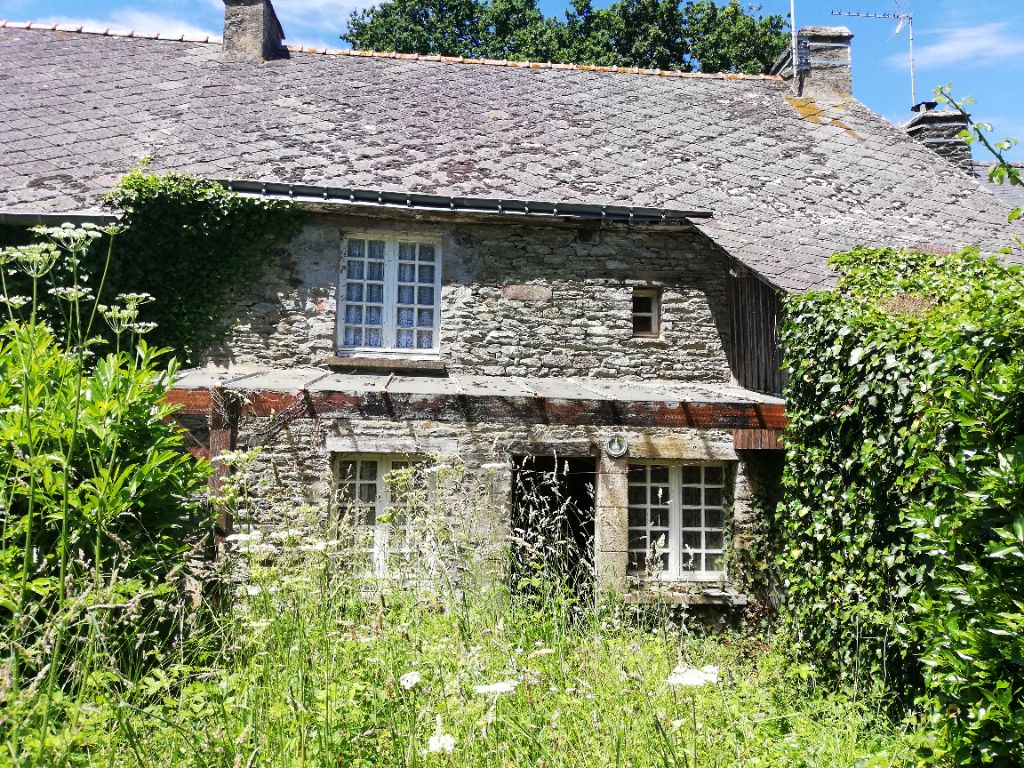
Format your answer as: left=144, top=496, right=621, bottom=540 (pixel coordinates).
left=770, top=26, right=854, bottom=100
left=223, top=0, right=285, bottom=61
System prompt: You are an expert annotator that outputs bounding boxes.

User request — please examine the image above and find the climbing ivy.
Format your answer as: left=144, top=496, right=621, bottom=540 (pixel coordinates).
left=777, top=246, right=1024, bottom=765
left=101, top=169, right=305, bottom=363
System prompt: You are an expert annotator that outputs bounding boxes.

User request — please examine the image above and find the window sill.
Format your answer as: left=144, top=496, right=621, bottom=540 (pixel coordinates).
left=630, top=336, right=670, bottom=346
left=325, top=355, right=447, bottom=375
left=623, top=582, right=747, bottom=607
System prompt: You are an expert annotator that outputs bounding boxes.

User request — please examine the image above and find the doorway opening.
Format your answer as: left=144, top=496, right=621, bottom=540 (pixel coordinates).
left=510, top=455, right=596, bottom=596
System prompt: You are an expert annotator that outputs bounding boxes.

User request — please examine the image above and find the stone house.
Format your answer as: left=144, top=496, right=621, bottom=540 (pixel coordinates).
left=1, top=1, right=1020, bottom=605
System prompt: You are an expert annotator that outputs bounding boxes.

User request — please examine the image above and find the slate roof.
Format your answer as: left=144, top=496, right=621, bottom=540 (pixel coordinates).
left=974, top=162, right=1024, bottom=212
left=1, top=24, right=1020, bottom=291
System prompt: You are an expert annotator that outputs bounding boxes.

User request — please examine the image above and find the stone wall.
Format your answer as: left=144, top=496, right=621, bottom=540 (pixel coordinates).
left=202, top=212, right=734, bottom=382
left=230, top=412, right=768, bottom=596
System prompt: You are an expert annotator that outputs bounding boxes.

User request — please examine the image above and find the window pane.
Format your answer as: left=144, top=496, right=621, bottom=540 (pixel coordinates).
left=705, top=508, right=724, bottom=529
left=344, top=306, right=363, bottom=324
left=368, top=240, right=386, bottom=259
left=650, top=508, right=669, bottom=527
left=398, top=285, right=415, bottom=304
left=398, top=263, right=415, bottom=282
left=633, top=295, right=653, bottom=314
left=418, top=286, right=434, bottom=305
left=704, top=466, right=724, bottom=485
left=682, top=466, right=701, bottom=485
left=344, top=327, right=362, bottom=346
left=649, top=466, right=669, bottom=484
left=628, top=485, right=647, bottom=505
left=347, top=260, right=364, bottom=279
left=347, top=239, right=365, bottom=259
left=399, top=242, right=416, bottom=259
left=416, top=331, right=434, bottom=349
left=367, top=261, right=384, bottom=281
left=628, top=465, right=645, bottom=482
left=682, top=486, right=701, bottom=506
left=365, top=328, right=382, bottom=347
left=419, top=244, right=436, bottom=262
left=367, top=284, right=384, bottom=303
left=417, top=309, right=434, bottom=328
left=633, top=316, right=653, bottom=335
left=346, top=283, right=364, bottom=302
left=358, top=483, right=376, bottom=503
left=704, top=487, right=723, bottom=508
left=628, top=508, right=646, bottom=527
left=628, top=552, right=646, bottom=572
left=337, top=461, right=357, bottom=482
left=396, top=330, right=414, bottom=348
left=359, top=462, right=377, bottom=480
left=682, top=531, right=701, bottom=550
left=366, top=306, right=382, bottom=326
left=706, top=531, right=724, bottom=550
left=418, top=265, right=435, bottom=284
left=398, top=308, right=414, bottom=327
left=706, top=553, right=723, bottom=571
left=682, top=508, right=701, bottom=528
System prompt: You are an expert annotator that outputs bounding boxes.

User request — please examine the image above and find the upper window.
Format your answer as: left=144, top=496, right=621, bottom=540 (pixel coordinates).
left=338, top=235, right=441, bottom=355
left=627, top=463, right=727, bottom=581
left=632, top=288, right=661, bottom=337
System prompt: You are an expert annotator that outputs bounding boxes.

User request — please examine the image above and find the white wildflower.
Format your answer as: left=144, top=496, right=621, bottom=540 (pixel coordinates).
left=399, top=671, right=422, bottom=690
left=245, top=585, right=262, bottom=597
left=473, top=680, right=517, bottom=695
left=427, top=734, right=455, bottom=754
left=666, top=665, right=719, bottom=687
left=528, top=648, right=555, bottom=659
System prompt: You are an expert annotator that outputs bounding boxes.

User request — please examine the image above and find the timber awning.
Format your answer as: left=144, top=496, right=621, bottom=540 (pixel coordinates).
left=166, top=368, right=785, bottom=447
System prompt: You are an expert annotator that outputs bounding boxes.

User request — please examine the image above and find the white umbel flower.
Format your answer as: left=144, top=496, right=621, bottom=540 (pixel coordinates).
left=427, top=733, right=456, bottom=753
left=666, top=665, right=719, bottom=687
left=399, top=671, right=422, bottom=690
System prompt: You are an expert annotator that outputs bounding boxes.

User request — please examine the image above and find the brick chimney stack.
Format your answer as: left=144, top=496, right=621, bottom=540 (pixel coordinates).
left=770, top=26, right=854, bottom=100
left=905, top=101, right=973, bottom=175
left=223, top=0, right=285, bottom=61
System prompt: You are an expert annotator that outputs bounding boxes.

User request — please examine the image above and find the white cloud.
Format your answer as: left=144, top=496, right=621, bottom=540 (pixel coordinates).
left=272, top=0, right=375, bottom=43
left=37, top=10, right=217, bottom=39
left=890, top=22, right=1024, bottom=70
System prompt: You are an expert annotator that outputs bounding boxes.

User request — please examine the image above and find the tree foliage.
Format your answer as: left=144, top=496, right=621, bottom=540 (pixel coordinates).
left=778, top=246, right=1024, bottom=765
left=344, top=0, right=788, bottom=73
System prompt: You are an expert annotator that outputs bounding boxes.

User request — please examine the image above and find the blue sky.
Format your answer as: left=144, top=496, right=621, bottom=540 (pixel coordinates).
left=2, top=0, right=1022, bottom=159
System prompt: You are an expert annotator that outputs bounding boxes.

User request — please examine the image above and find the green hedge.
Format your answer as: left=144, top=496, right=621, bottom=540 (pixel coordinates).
left=777, top=246, right=1024, bottom=765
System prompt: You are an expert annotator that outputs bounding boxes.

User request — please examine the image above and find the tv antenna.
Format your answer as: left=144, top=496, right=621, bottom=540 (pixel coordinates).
left=832, top=5, right=915, bottom=106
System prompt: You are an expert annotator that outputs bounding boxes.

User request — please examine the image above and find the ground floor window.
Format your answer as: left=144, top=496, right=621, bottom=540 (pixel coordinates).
left=627, top=463, right=728, bottom=581
left=335, top=456, right=421, bottom=577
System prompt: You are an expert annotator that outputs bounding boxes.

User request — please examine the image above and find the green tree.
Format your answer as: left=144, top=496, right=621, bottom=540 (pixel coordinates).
left=344, top=0, right=788, bottom=73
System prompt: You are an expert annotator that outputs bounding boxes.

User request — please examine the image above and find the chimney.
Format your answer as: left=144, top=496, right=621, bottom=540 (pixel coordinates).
left=223, top=0, right=285, bottom=61
left=770, top=26, right=854, bottom=100
left=905, top=101, right=973, bottom=175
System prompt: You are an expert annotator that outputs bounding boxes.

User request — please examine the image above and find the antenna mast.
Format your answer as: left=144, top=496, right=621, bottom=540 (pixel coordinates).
left=831, top=8, right=915, bottom=106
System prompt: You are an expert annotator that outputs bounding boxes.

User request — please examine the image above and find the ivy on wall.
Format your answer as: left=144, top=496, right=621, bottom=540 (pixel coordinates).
left=776, top=246, right=1024, bottom=765
left=3, top=172, right=304, bottom=363
left=102, top=170, right=305, bottom=363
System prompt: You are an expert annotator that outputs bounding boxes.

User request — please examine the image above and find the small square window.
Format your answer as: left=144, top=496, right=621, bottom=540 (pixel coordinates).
left=632, top=288, right=660, bottom=337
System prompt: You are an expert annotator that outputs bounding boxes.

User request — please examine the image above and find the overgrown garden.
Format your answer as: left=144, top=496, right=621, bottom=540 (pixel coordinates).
left=2, top=152, right=1022, bottom=764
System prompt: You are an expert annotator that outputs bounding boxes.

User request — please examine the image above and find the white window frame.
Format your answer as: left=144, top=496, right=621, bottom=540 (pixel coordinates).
left=334, top=455, right=422, bottom=578
left=337, top=232, right=443, bottom=358
left=626, top=462, right=728, bottom=582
